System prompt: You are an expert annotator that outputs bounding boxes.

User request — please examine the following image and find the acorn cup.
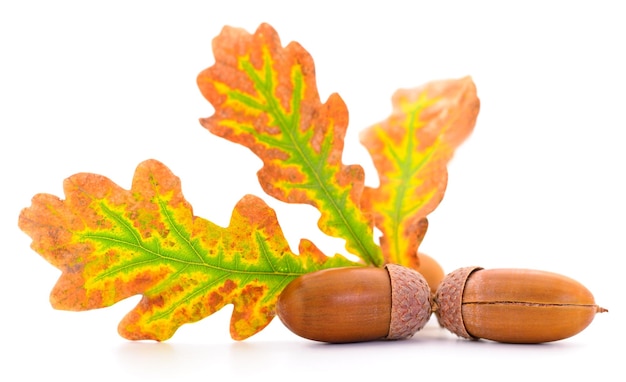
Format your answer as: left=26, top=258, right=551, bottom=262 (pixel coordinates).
left=276, top=264, right=607, bottom=344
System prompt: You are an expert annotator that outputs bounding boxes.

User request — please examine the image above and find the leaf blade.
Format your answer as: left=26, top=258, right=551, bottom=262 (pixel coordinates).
left=197, top=23, right=383, bottom=266
left=360, top=77, right=480, bottom=268
left=18, top=159, right=357, bottom=341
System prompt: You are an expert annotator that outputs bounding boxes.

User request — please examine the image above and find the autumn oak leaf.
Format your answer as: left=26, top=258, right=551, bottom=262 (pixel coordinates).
left=197, top=23, right=383, bottom=267
left=360, top=77, right=480, bottom=269
left=18, top=159, right=357, bottom=341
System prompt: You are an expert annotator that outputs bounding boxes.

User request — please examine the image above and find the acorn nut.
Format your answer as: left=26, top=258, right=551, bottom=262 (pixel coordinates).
left=434, top=267, right=607, bottom=343
left=276, top=264, right=432, bottom=343
left=414, top=253, right=445, bottom=294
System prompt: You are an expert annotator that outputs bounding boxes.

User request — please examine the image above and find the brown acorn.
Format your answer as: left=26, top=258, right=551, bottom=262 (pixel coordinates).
left=434, top=266, right=607, bottom=343
left=415, top=253, right=445, bottom=293
left=276, top=264, right=432, bottom=343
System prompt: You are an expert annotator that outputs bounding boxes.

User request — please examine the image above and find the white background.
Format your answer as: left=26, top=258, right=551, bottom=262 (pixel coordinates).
left=1, top=1, right=624, bottom=380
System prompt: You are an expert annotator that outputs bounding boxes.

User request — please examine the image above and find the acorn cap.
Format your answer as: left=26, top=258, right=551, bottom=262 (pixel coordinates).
left=433, top=266, right=482, bottom=339
left=385, top=263, right=432, bottom=340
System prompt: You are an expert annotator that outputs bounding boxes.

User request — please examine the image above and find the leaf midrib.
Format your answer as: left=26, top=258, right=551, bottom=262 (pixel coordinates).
left=82, top=200, right=303, bottom=280
left=388, top=105, right=436, bottom=261
left=241, top=55, right=378, bottom=266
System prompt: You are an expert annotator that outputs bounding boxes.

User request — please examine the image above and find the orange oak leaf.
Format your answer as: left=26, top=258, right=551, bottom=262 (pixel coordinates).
left=197, top=23, right=383, bottom=267
left=18, top=159, right=356, bottom=341
left=360, top=77, right=480, bottom=269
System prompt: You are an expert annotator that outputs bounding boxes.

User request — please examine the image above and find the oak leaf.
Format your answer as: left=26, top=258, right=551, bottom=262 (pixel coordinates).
left=18, top=159, right=356, bottom=341
left=197, top=23, right=383, bottom=267
left=359, top=77, right=480, bottom=269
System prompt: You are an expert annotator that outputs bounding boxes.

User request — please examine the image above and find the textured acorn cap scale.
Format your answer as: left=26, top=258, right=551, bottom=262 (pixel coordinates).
left=433, top=266, right=482, bottom=339
left=386, top=264, right=432, bottom=339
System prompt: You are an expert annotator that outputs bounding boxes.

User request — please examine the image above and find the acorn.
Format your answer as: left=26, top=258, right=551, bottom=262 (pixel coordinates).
left=414, top=253, right=445, bottom=294
left=434, top=266, right=607, bottom=343
left=276, top=264, right=432, bottom=343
